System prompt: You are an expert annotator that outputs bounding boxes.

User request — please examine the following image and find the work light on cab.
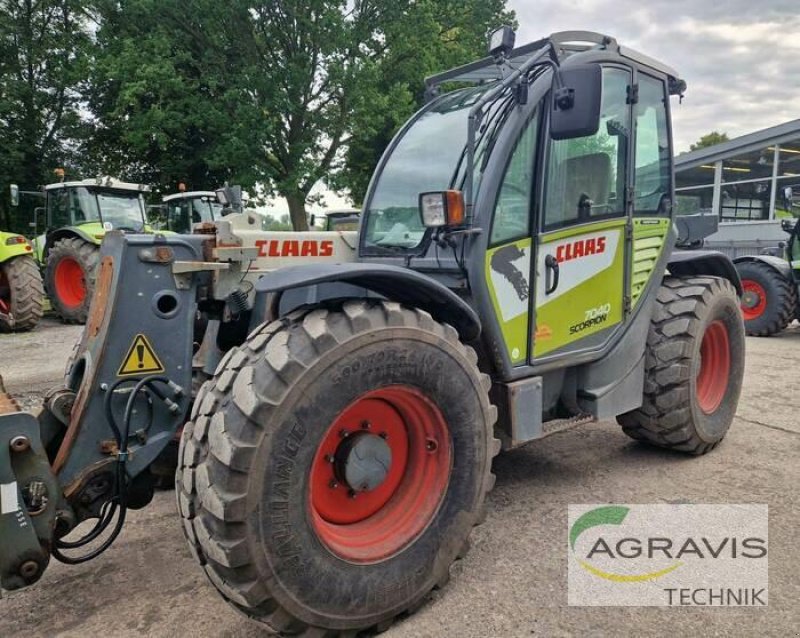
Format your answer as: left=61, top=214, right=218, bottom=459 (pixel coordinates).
left=419, top=190, right=465, bottom=228
left=489, top=25, right=515, bottom=58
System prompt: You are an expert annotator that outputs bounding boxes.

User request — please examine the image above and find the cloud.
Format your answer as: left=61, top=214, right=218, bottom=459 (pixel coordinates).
left=510, top=0, right=800, bottom=151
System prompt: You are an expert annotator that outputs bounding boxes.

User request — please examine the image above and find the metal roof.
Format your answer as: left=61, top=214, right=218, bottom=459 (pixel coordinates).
left=162, top=191, right=217, bottom=202
left=676, top=119, right=800, bottom=170
left=44, top=177, right=150, bottom=192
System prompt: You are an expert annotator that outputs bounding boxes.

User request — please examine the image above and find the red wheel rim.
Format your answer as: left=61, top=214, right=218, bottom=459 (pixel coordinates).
left=696, top=320, right=731, bottom=414
left=740, top=279, right=767, bottom=320
left=54, top=257, right=86, bottom=308
left=309, top=386, right=451, bottom=563
left=0, top=269, right=9, bottom=314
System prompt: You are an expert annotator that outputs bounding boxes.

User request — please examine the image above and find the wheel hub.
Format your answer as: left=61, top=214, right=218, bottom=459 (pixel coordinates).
left=309, top=386, right=452, bottom=563
left=741, top=290, right=759, bottom=309
left=335, top=432, right=392, bottom=493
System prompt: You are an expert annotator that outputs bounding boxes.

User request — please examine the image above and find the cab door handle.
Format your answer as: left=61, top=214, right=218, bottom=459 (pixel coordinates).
left=545, top=254, right=559, bottom=295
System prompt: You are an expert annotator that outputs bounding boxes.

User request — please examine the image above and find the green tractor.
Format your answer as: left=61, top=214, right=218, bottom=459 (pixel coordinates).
left=734, top=185, right=800, bottom=335
left=0, top=229, right=44, bottom=332
left=10, top=177, right=151, bottom=323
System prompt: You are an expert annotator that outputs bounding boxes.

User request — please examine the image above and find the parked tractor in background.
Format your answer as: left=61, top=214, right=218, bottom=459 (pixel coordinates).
left=0, top=226, right=44, bottom=331
left=0, top=28, right=746, bottom=637
left=316, top=207, right=361, bottom=231
left=735, top=185, right=800, bottom=335
left=162, top=190, right=224, bottom=234
left=10, top=177, right=151, bottom=324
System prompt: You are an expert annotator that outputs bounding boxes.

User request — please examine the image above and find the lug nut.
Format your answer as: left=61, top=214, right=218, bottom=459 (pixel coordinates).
left=379, top=432, right=388, bottom=440
left=426, top=439, right=438, bottom=452
left=325, top=454, right=335, bottom=464
left=348, top=489, right=357, bottom=499
left=10, top=436, right=30, bottom=453
left=328, top=480, right=339, bottom=489
left=360, top=420, right=371, bottom=430
left=339, top=429, right=349, bottom=438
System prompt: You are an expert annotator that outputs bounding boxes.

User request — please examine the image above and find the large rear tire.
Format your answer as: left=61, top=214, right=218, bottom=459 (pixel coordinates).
left=0, top=255, right=44, bottom=332
left=736, top=260, right=796, bottom=336
left=618, top=276, right=745, bottom=455
left=45, top=237, right=99, bottom=324
left=177, top=301, right=498, bottom=635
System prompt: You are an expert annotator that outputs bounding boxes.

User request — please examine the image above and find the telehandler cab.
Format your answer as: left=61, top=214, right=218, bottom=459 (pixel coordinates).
left=0, top=29, right=745, bottom=636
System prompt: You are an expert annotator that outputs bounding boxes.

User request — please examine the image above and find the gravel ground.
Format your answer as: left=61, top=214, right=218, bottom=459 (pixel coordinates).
left=0, top=320, right=798, bottom=637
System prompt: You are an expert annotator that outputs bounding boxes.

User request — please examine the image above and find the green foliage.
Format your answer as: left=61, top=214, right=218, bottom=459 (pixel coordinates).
left=690, top=131, right=729, bottom=152
left=1, top=0, right=516, bottom=232
left=334, top=0, right=516, bottom=205
left=0, top=0, right=90, bottom=233
left=83, top=0, right=251, bottom=194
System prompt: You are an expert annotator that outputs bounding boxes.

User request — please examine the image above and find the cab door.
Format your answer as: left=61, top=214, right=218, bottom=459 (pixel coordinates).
left=532, top=66, right=633, bottom=362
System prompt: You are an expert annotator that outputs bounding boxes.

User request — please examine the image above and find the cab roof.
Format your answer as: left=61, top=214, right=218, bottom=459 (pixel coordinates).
left=45, top=177, right=150, bottom=192
left=163, top=191, right=217, bottom=202
left=425, top=30, right=682, bottom=99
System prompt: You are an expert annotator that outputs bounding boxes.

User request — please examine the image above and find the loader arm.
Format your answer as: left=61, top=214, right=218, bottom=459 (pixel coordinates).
left=0, top=218, right=358, bottom=592
left=0, top=231, right=204, bottom=589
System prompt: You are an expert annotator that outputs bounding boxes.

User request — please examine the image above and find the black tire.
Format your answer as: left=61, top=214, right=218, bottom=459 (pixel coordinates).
left=618, top=276, right=745, bottom=455
left=0, top=255, right=44, bottom=332
left=45, top=237, right=99, bottom=324
left=177, top=301, right=498, bottom=635
left=736, top=260, right=796, bottom=336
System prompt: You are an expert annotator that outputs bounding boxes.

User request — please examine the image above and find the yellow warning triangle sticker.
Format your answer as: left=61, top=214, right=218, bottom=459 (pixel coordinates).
left=117, top=334, right=166, bottom=377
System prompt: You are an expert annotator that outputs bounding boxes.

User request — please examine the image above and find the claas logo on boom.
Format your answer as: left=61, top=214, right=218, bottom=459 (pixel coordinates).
left=255, top=239, right=334, bottom=258
left=556, top=236, right=606, bottom=263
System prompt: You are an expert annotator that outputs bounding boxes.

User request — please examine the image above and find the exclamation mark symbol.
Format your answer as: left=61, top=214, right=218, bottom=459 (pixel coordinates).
left=136, top=343, right=145, bottom=369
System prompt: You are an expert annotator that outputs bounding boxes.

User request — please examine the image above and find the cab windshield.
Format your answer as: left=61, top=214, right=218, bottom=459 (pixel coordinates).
left=363, top=85, right=500, bottom=252
left=167, top=197, right=222, bottom=233
left=73, top=187, right=146, bottom=231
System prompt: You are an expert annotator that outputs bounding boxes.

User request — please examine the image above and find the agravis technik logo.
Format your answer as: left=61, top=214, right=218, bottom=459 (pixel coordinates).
left=568, top=504, right=768, bottom=607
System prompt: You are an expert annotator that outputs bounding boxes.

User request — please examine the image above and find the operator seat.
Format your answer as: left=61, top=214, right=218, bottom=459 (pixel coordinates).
left=562, top=152, right=612, bottom=220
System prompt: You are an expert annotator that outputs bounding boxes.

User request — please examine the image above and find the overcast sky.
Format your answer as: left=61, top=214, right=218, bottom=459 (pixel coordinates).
left=511, top=0, right=800, bottom=152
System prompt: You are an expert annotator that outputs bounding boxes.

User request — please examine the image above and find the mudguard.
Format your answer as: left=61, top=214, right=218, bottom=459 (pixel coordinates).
left=733, top=254, right=793, bottom=280
left=0, top=232, right=35, bottom=262
left=668, top=250, right=743, bottom=296
left=254, top=263, right=481, bottom=341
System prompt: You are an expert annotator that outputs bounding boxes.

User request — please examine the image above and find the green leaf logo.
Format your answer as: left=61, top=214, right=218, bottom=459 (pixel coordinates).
left=570, top=506, right=682, bottom=582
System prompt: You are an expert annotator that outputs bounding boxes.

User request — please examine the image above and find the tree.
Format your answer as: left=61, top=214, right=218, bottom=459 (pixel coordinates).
left=335, top=0, right=516, bottom=205
left=0, top=0, right=90, bottom=232
left=690, top=131, right=729, bottom=152
left=84, top=0, right=253, bottom=194
left=84, top=1, right=516, bottom=230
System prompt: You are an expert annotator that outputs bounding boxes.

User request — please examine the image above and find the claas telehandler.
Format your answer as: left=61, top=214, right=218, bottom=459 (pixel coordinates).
left=0, top=28, right=745, bottom=635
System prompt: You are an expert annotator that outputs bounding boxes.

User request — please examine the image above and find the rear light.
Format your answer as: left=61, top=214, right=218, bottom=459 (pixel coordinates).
left=4, top=236, right=27, bottom=246
left=418, top=190, right=466, bottom=228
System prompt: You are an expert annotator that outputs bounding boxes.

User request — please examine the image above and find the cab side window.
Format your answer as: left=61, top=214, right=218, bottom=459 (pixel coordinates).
left=490, top=110, right=538, bottom=244
left=634, top=75, right=671, bottom=213
left=48, top=190, right=70, bottom=228
left=544, top=67, right=631, bottom=228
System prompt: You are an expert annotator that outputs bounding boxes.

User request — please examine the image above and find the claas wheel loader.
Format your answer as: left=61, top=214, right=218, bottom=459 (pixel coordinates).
left=0, top=28, right=745, bottom=636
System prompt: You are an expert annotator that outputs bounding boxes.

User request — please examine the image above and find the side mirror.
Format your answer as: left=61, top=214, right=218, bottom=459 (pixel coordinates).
left=10, top=184, right=19, bottom=207
left=550, top=65, right=602, bottom=141
left=215, top=188, right=230, bottom=206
